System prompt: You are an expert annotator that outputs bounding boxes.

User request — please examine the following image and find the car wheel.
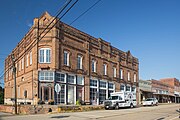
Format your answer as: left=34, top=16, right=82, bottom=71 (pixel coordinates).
left=156, top=103, right=158, bottom=106
left=130, top=103, right=134, bottom=108
left=115, top=104, right=119, bottom=110
left=151, top=103, right=153, bottom=106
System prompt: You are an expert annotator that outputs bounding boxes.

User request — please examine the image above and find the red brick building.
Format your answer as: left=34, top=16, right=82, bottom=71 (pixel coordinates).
left=160, top=78, right=180, bottom=103
left=4, top=12, right=139, bottom=105
left=151, top=79, right=174, bottom=103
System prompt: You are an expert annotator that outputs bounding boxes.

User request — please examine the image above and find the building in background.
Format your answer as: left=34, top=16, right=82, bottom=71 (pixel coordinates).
left=4, top=12, right=139, bottom=105
left=139, top=80, right=153, bottom=104
left=160, top=78, right=180, bottom=103
left=151, top=79, right=174, bottom=103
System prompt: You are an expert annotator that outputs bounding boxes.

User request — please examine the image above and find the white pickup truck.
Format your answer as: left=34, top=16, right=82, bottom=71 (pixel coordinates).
left=104, top=92, right=137, bottom=109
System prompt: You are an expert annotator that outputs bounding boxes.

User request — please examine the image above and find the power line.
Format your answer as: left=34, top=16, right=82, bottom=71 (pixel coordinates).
left=70, top=0, right=102, bottom=25
left=0, top=0, right=79, bottom=82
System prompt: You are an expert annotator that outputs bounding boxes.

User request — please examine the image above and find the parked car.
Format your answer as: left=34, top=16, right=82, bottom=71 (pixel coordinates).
left=142, top=98, right=158, bottom=106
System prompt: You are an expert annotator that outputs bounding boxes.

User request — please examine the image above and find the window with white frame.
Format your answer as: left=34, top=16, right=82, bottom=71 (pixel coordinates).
left=90, top=79, right=98, bottom=103
left=30, top=51, right=32, bottom=65
left=68, top=75, right=75, bottom=84
left=26, top=54, right=29, bottom=67
left=39, top=48, right=51, bottom=63
left=90, top=79, right=97, bottom=87
left=120, top=84, right=125, bottom=91
left=126, top=85, right=131, bottom=91
left=132, top=86, right=136, bottom=92
left=108, top=82, right=115, bottom=97
left=92, top=60, right=96, bottom=72
left=113, top=67, right=117, bottom=77
left=120, top=69, right=123, bottom=79
left=64, top=51, right=69, bottom=66
left=128, top=71, right=130, bottom=81
left=99, top=81, right=106, bottom=88
left=77, top=76, right=84, bottom=85
left=39, top=71, right=54, bottom=81
left=77, top=55, right=83, bottom=69
left=21, top=58, right=24, bottom=70
left=56, top=73, right=65, bottom=83
left=134, top=73, right=136, bottom=82
left=103, top=64, right=107, bottom=75
left=19, top=61, right=21, bottom=71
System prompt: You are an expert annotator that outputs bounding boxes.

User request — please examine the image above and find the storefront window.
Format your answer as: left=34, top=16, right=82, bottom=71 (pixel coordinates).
left=39, top=71, right=54, bottom=81
left=68, top=75, right=75, bottom=84
left=68, top=85, right=75, bottom=104
left=90, top=79, right=97, bottom=87
left=77, top=76, right=84, bottom=85
left=99, top=89, right=106, bottom=104
left=56, top=73, right=65, bottom=82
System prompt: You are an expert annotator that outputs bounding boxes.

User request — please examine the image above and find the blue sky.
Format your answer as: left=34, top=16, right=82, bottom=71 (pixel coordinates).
left=0, top=0, right=180, bottom=85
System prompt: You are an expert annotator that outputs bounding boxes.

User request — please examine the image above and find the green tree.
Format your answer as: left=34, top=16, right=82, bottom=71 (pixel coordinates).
left=0, top=86, right=4, bottom=104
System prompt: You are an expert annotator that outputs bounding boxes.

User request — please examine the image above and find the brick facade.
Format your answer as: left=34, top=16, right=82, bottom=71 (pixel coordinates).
left=4, top=12, right=139, bottom=105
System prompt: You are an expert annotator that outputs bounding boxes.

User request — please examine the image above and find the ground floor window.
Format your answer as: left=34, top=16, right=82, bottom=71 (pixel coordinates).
left=90, top=88, right=97, bottom=104
left=59, top=85, right=65, bottom=104
left=77, top=86, right=83, bottom=101
left=99, top=89, right=106, bottom=104
left=68, top=85, right=75, bottom=104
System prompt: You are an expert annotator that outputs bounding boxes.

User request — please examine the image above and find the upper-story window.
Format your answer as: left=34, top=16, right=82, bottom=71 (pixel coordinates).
left=113, top=67, right=117, bottom=78
left=77, top=55, right=83, bottom=69
left=39, top=48, right=51, bottom=63
left=30, top=51, right=32, bottom=65
left=103, top=64, right=107, bottom=75
left=26, top=54, right=29, bottom=67
left=92, top=60, right=96, bottom=72
left=128, top=71, right=130, bottom=81
left=21, top=58, right=24, bottom=70
left=120, top=69, right=123, bottom=79
left=134, top=73, right=137, bottom=82
left=64, top=51, right=70, bottom=66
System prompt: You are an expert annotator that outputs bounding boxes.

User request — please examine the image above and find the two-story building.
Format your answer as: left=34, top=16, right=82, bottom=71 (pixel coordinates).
left=4, top=12, right=139, bottom=105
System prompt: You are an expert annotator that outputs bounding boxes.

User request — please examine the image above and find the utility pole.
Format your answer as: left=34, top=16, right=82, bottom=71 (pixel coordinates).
left=11, top=54, right=17, bottom=114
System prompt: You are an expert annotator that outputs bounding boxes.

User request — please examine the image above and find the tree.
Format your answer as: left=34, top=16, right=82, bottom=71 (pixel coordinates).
left=0, top=86, right=4, bottom=104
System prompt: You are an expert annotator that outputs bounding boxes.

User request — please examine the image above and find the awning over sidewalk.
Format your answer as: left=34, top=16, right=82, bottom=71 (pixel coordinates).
left=140, top=89, right=154, bottom=93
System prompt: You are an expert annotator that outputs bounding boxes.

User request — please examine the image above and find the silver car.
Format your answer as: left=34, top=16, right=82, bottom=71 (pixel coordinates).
left=142, top=98, right=158, bottom=106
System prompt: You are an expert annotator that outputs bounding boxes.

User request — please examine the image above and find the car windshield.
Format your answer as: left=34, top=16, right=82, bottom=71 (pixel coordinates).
left=145, top=98, right=153, bottom=101
left=109, top=96, right=119, bottom=100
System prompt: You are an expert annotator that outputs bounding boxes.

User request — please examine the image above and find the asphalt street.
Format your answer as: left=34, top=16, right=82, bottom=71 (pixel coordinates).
left=0, top=104, right=180, bottom=120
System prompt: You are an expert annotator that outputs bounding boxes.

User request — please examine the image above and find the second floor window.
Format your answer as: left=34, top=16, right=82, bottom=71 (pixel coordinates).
left=92, top=60, right=96, bottom=72
left=77, top=55, right=83, bottom=69
left=30, top=51, right=32, bottom=65
left=120, top=69, right=123, bottom=79
left=64, top=51, right=69, bottom=66
left=21, top=58, right=24, bottom=70
left=39, top=48, right=51, bottom=63
left=26, top=54, right=29, bottom=67
left=103, top=64, right=107, bottom=75
left=128, top=72, right=130, bottom=81
left=113, top=67, right=117, bottom=77
left=134, top=73, right=136, bottom=82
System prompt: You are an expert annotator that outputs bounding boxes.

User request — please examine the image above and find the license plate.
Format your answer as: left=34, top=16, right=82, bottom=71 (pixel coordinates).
left=106, top=106, right=109, bottom=108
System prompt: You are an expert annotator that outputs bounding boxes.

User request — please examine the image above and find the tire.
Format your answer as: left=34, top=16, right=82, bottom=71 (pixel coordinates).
left=151, top=103, right=153, bottom=106
left=156, top=102, right=158, bottom=106
left=130, top=103, right=134, bottom=108
left=115, top=104, right=119, bottom=110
